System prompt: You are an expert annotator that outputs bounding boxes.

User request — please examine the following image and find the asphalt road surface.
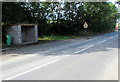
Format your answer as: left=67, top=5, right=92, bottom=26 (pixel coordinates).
left=0, top=32, right=119, bottom=80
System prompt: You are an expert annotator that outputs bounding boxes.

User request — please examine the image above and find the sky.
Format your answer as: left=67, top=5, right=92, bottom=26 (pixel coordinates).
left=108, top=0, right=118, bottom=8
left=108, top=0, right=117, bottom=2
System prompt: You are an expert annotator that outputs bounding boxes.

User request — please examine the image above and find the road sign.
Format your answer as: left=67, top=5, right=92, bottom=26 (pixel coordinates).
left=83, top=22, right=88, bottom=28
left=83, top=22, right=88, bottom=32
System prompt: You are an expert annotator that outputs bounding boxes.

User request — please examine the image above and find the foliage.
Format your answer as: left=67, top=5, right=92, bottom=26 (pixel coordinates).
left=2, top=2, right=120, bottom=36
left=116, top=1, right=120, bottom=5
left=2, top=2, right=33, bottom=25
left=83, top=2, right=120, bottom=33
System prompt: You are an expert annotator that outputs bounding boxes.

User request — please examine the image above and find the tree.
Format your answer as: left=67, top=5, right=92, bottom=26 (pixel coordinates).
left=116, top=1, right=120, bottom=5
left=2, top=2, right=120, bottom=35
left=2, top=2, right=32, bottom=25
left=82, top=2, right=120, bottom=32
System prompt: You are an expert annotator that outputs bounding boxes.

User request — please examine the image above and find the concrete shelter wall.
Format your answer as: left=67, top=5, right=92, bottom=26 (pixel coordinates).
left=6, top=25, right=22, bottom=45
left=35, top=25, right=38, bottom=42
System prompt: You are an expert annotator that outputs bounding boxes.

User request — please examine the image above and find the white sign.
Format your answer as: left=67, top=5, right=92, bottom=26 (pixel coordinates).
left=83, top=22, right=88, bottom=28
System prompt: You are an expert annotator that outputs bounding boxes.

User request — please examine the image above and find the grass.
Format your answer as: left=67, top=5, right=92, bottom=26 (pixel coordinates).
left=38, top=35, right=78, bottom=40
left=38, top=30, right=114, bottom=41
left=38, top=31, right=99, bottom=41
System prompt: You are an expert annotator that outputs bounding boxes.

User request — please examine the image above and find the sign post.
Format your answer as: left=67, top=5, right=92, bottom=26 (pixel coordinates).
left=83, top=22, right=88, bottom=32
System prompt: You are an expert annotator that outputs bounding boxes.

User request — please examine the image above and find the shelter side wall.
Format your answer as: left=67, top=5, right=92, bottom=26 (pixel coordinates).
left=7, top=25, right=22, bottom=45
left=34, top=25, right=38, bottom=42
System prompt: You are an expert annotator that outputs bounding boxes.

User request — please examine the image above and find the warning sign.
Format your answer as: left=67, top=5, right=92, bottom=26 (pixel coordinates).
left=83, top=22, right=88, bottom=28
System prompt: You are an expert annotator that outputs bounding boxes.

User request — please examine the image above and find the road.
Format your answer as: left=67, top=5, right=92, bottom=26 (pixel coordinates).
left=0, top=32, right=119, bottom=80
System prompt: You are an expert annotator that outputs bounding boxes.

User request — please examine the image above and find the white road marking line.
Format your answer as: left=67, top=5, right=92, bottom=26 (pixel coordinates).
left=5, top=57, right=63, bottom=80
left=109, top=37, right=114, bottom=39
left=109, top=35, right=118, bottom=39
left=103, top=63, right=113, bottom=70
left=98, top=35, right=117, bottom=44
left=98, top=39, right=107, bottom=44
left=75, top=45, right=94, bottom=54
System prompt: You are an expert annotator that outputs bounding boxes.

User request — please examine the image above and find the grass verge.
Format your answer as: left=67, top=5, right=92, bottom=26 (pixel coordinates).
left=38, top=30, right=116, bottom=41
left=38, top=31, right=100, bottom=40
left=38, top=35, right=78, bottom=40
